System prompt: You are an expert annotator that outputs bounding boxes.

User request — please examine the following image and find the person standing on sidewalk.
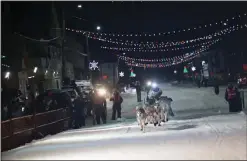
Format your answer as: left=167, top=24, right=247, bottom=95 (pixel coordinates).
left=135, top=81, right=142, bottom=102
left=214, top=76, right=219, bottom=95
left=110, top=90, right=123, bottom=121
left=225, top=83, right=241, bottom=112
left=91, top=91, right=107, bottom=125
left=73, top=93, right=86, bottom=128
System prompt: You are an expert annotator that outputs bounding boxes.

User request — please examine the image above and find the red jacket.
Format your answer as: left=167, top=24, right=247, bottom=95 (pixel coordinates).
left=225, top=87, right=238, bottom=101
left=110, top=94, right=123, bottom=104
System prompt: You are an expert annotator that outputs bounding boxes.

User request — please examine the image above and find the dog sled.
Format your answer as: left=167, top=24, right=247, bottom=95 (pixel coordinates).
left=136, top=95, right=175, bottom=132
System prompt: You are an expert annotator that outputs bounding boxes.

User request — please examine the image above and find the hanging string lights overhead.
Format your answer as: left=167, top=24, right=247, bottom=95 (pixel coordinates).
left=66, top=24, right=247, bottom=48
left=71, top=13, right=246, bottom=37
left=101, top=38, right=219, bottom=52
left=125, top=47, right=207, bottom=68
left=119, top=39, right=219, bottom=65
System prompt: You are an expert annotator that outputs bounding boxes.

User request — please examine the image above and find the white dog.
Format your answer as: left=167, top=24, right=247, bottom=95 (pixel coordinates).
left=136, top=106, right=147, bottom=132
left=143, top=102, right=164, bottom=126
left=154, top=102, right=166, bottom=126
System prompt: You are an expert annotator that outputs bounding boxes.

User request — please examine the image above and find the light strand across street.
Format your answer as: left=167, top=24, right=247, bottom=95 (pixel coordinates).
left=118, top=39, right=220, bottom=63
left=123, top=40, right=218, bottom=67
left=101, top=38, right=219, bottom=52
left=66, top=24, right=246, bottom=48
left=72, top=13, right=246, bottom=37
left=125, top=48, right=207, bottom=68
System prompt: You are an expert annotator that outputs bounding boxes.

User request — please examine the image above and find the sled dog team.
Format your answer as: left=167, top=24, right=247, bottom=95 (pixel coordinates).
left=136, top=96, right=173, bottom=132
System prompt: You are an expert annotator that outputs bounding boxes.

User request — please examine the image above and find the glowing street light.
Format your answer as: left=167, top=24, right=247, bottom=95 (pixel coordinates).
left=174, top=70, right=177, bottom=74
left=96, top=26, right=101, bottom=31
left=77, top=4, right=82, bottom=8
left=33, top=67, right=38, bottom=73
left=5, top=72, right=10, bottom=79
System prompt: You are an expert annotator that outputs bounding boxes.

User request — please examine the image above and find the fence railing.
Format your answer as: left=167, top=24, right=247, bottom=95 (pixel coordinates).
left=1, top=107, right=71, bottom=152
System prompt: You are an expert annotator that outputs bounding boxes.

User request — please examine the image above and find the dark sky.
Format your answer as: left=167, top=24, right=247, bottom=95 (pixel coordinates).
left=3, top=1, right=247, bottom=66
left=5, top=1, right=247, bottom=36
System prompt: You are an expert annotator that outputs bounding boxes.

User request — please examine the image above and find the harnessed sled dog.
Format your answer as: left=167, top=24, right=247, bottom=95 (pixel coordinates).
left=135, top=96, right=174, bottom=132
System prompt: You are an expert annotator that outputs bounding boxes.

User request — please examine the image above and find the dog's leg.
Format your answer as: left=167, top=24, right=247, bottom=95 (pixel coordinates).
left=142, top=121, right=145, bottom=133
left=158, top=113, right=162, bottom=126
left=164, top=112, right=168, bottom=122
left=153, top=113, right=158, bottom=126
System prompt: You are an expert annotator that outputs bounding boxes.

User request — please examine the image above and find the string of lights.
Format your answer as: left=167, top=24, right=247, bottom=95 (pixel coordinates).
left=14, top=32, right=60, bottom=42
left=73, top=13, right=246, bottom=37
left=2, top=64, right=10, bottom=68
left=66, top=24, right=246, bottom=48
left=118, top=39, right=220, bottom=63
left=125, top=48, right=207, bottom=68
left=101, top=38, right=218, bottom=52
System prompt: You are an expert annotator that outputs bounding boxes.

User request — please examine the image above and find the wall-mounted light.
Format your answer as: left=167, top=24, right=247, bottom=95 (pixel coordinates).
left=5, top=72, right=10, bottom=79
left=28, top=76, right=35, bottom=79
left=33, top=67, right=38, bottom=73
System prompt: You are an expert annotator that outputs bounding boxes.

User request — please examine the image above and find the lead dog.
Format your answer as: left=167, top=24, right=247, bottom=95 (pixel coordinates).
left=136, top=106, right=148, bottom=132
left=159, top=96, right=174, bottom=119
left=143, top=102, right=165, bottom=126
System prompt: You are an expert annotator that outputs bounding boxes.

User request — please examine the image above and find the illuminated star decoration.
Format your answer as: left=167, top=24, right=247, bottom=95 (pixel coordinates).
left=119, top=71, right=124, bottom=77
left=89, top=60, right=99, bottom=70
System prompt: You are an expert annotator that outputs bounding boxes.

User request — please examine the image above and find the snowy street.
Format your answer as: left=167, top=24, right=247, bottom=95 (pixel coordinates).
left=2, top=83, right=247, bottom=160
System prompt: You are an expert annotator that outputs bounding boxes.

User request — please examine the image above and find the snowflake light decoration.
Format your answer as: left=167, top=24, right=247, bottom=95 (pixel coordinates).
left=119, top=71, right=124, bottom=77
left=89, top=60, right=99, bottom=70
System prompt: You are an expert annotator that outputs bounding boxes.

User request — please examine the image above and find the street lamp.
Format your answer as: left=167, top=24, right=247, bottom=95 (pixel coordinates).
left=96, top=26, right=101, bottom=31
left=5, top=72, right=10, bottom=79
left=174, top=70, right=177, bottom=74
left=33, top=67, right=38, bottom=73
left=77, top=4, right=82, bottom=8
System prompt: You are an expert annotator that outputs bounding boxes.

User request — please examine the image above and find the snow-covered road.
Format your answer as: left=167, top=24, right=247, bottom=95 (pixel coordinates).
left=2, top=83, right=247, bottom=160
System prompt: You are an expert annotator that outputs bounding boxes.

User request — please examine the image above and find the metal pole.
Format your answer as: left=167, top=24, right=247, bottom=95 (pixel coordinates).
left=61, top=10, right=66, bottom=84
left=86, top=36, right=92, bottom=84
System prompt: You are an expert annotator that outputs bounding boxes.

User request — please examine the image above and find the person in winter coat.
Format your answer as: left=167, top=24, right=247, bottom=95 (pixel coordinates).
left=73, top=94, right=86, bottom=128
left=92, top=91, right=107, bottom=125
left=225, top=83, right=241, bottom=112
left=135, top=81, right=142, bottom=102
left=214, top=77, right=220, bottom=95
left=110, top=91, right=123, bottom=120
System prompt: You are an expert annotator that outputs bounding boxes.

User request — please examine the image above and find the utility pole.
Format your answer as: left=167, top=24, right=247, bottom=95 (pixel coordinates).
left=61, top=10, right=66, bottom=84
left=85, top=36, right=92, bottom=84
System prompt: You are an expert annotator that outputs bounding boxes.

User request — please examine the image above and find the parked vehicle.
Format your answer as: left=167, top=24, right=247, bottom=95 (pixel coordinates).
left=75, top=80, right=93, bottom=94
left=61, top=87, right=79, bottom=102
left=36, top=89, right=73, bottom=113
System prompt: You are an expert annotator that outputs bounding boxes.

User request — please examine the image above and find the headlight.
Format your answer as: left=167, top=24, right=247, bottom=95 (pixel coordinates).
left=97, top=88, right=106, bottom=96
left=152, top=82, right=157, bottom=88
left=147, top=81, right=152, bottom=86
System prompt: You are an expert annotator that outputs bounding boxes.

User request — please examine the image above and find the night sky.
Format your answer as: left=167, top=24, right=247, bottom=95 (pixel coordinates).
left=2, top=1, right=247, bottom=78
